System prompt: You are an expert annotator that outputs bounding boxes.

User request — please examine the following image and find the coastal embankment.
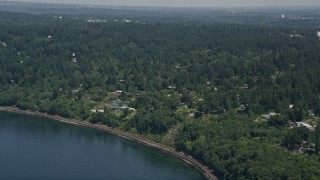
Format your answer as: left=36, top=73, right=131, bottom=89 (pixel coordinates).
left=0, top=106, right=218, bottom=180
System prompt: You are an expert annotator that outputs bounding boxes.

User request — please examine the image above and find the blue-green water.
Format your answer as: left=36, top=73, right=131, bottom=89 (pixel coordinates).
left=0, top=111, right=205, bottom=180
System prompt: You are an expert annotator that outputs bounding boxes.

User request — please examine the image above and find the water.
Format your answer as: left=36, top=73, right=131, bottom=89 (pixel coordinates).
left=0, top=111, right=205, bottom=180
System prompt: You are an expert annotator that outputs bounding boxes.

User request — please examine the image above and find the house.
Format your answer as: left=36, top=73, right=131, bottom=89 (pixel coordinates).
left=123, top=19, right=131, bottom=23
left=87, top=19, right=107, bottom=23
left=81, top=96, right=91, bottom=101
left=167, top=86, right=176, bottom=89
left=91, top=109, right=104, bottom=113
left=116, top=90, right=123, bottom=94
left=72, top=88, right=80, bottom=93
left=128, top=107, right=136, bottom=111
left=120, top=106, right=136, bottom=111
left=90, top=109, right=104, bottom=113
left=242, top=83, right=249, bottom=89
left=106, top=100, right=135, bottom=111
left=308, top=110, right=315, bottom=116
left=71, top=58, right=77, bottom=63
left=290, top=34, right=302, bottom=38
left=87, top=19, right=95, bottom=23
left=296, top=122, right=314, bottom=131
left=299, top=142, right=316, bottom=154
left=288, top=120, right=295, bottom=129
left=262, top=112, right=278, bottom=119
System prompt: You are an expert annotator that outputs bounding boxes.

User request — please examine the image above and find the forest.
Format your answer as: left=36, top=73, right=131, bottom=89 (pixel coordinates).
left=1, top=8, right=320, bottom=179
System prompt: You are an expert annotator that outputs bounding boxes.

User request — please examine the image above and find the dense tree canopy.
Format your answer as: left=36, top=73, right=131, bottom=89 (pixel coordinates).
left=1, top=10, right=320, bottom=179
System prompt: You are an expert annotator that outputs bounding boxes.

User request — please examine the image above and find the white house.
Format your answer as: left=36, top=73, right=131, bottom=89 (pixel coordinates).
left=262, top=112, right=278, bottom=119
left=296, top=122, right=314, bottom=131
left=91, top=109, right=105, bottom=113
left=123, top=19, right=131, bottom=23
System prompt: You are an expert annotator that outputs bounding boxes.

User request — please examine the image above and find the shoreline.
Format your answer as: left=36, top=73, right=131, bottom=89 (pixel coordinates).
left=0, top=106, right=218, bottom=180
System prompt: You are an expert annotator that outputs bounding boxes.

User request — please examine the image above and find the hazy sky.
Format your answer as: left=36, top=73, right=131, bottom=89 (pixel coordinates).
left=11, top=0, right=320, bottom=7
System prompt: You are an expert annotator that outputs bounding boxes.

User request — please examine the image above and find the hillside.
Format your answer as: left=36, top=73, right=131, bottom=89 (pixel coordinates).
left=1, top=9, right=320, bottom=178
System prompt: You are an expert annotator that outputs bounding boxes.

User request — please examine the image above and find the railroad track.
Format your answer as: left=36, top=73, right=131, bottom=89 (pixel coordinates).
left=0, top=106, right=218, bottom=180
